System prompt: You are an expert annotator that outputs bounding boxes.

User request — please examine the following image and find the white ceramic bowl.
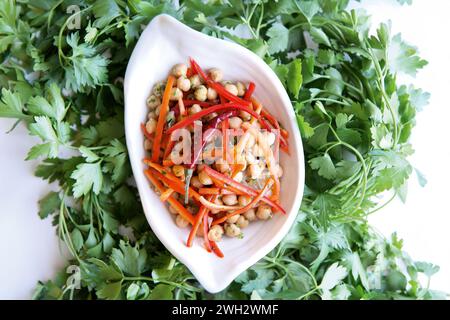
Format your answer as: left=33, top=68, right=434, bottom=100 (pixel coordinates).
left=124, top=14, right=305, bottom=293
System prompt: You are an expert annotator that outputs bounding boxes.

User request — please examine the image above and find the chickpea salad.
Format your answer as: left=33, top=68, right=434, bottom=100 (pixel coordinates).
left=142, top=58, right=289, bottom=258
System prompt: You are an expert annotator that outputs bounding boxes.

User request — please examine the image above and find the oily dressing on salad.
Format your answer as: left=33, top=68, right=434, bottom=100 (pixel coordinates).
left=142, top=58, right=289, bottom=258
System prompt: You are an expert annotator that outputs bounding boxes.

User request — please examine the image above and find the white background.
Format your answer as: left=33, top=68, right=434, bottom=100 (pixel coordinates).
left=0, top=0, right=449, bottom=299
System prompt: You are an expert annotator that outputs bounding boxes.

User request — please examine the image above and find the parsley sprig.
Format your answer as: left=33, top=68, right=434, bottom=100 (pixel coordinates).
left=0, top=0, right=445, bottom=300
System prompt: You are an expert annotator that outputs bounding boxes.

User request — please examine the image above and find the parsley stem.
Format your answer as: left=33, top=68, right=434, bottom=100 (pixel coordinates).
left=301, top=97, right=352, bottom=107
left=327, top=126, right=368, bottom=214
left=368, top=46, right=399, bottom=144
left=57, top=5, right=92, bottom=66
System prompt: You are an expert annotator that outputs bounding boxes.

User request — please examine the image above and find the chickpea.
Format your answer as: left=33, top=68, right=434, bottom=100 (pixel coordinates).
left=152, top=81, right=165, bottom=97
left=224, top=223, right=241, bottom=238
left=211, top=198, right=223, bottom=214
left=146, top=94, right=160, bottom=109
left=190, top=74, right=203, bottom=88
left=227, top=215, right=240, bottom=224
left=263, top=131, right=276, bottom=146
left=168, top=205, right=178, bottom=214
left=215, top=162, right=230, bottom=173
left=248, top=163, right=263, bottom=179
left=239, top=111, right=252, bottom=121
left=208, top=225, right=224, bottom=242
left=144, top=139, right=152, bottom=151
left=191, top=176, right=203, bottom=188
left=236, top=82, right=246, bottom=96
left=224, top=83, right=238, bottom=96
left=172, top=165, right=185, bottom=178
left=244, top=209, right=257, bottom=221
left=253, top=144, right=264, bottom=157
left=256, top=205, right=272, bottom=220
left=154, top=105, right=161, bottom=116
left=176, top=215, right=189, bottom=228
left=238, top=195, right=251, bottom=207
left=194, top=85, right=208, bottom=101
left=189, top=104, right=202, bottom=115
left=172, top=63, right=188, bottom=77
left=147, top=111, right=156, bottom=120
left=198, top=170, right=213, bottom=185
left=222, top=194, right=238, bottom=206
left=236, top=216, right=249, bottom=228
left=177, top=76, right=191, bottom=92
left=207, top=88, right=218, bottom=101
left=170, top=87, right=183, bottom=101
left=229, top=116, right=243, bottom=129
left=209, top=68, right=223, bottom=82
left=145, top=118, right=157, bottom=134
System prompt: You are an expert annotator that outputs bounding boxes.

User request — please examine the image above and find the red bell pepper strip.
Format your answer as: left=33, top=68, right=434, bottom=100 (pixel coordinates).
left=187, top=195, right=217, bottom=248
left=187, top=203, right=209, bottom=247
left=243, top=82, right=256, bottom=101
left=212, top=178, right=273, bottom=226
left=166, top=103, right=259, bottom=135
left=183, top=100, right=212, bottom=108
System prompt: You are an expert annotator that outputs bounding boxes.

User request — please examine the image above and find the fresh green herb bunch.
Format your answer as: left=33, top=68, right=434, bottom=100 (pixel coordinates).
left=0, top=0, right=444, bottom=300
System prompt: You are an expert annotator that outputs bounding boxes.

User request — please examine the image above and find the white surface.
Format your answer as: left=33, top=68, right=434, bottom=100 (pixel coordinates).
left=0, top=120, right=66, bottom=299
left=0, top=0, right=449, bottom=298
left=349, top=0, right=450, bottom=293
left=124, top=14, right=304, bottom=293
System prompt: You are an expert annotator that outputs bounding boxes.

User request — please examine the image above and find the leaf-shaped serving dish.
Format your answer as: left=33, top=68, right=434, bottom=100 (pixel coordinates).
left=124, top=14, right=305, bottom=293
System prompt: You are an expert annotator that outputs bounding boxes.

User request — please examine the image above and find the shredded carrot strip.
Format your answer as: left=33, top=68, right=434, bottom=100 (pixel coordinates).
left=199, top=188, right=239, bottom=195
left=144, top=169, right=195, bottom=224
left=152, top=75, right=175, bottom=162
left=160, top=188, right=175, bottom=202
left=202, top=211, right=213, bottom=252
left=212, top=178, right=273, bottom=226
left=199, top=188, right=220, bottom=195
left=162, top=159, right=175, bottom=167
left=150, top=167, right=202, bottom=203
left=203, top=166, right=285, bottom=214
left=163, top=138, right=176, bottom=160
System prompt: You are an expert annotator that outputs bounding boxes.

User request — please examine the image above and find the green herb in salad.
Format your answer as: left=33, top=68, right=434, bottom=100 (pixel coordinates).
left=0, top=0, right=445, bottom=300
